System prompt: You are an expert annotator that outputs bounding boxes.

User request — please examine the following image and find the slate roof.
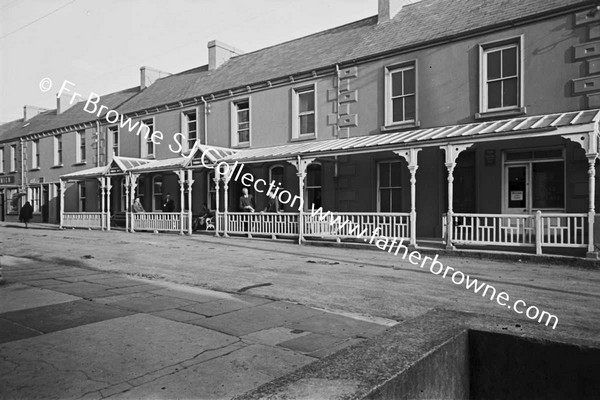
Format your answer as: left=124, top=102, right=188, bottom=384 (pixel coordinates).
left=0, top=87, right=140, bottom=143
left=116, top=0, right=589, bottom=115
left=222, top=109, right=600, bottom=163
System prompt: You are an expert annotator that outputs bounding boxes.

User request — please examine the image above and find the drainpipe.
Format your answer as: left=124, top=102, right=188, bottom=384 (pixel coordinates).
left=19, top=138, right=25, bottom=192
left=334, top=64, right=341, bottom=137
left=96, top=120, right=101, bottom=167
left=201, top=96, right=209, bottom=145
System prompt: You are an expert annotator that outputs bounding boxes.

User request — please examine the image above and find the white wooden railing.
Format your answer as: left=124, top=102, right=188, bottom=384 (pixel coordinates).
left=304, top=212, right=410, bottom=241
left=219, top=211, right=410, bottom=242
left=224, top=212, right=299, bottom=237
left=131, top=212, right=189, bottom=232
left=62, top=212, right=104, bottom=229
left=445, top=212, right=588, bottom=254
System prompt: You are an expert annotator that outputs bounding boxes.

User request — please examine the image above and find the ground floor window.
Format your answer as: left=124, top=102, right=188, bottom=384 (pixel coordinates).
left=305, top=163, right=321, bottom=210
left=79, top=183, right=86, bottom=212
left=504, top=148, right=564, bottom=212
left=378, top=161, right=402, bottom=212
left=208, top=171, right=216, bottom=211
left=6, top=188, right=19, bottom=214
left=153, top=175, right=163, bottom=211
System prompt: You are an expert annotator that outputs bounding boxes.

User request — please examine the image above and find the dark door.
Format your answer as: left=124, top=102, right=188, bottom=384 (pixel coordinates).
left=55, top=183, right=61, bottom=222
left=42, top=185, right=49, bottom=223
left=0, top=192, right=4, bottom=221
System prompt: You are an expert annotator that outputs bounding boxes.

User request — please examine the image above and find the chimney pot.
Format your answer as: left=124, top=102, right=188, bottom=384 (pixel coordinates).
left=23, top=105, right=49, bottom=121
left=140, top=66, right=172, bottom=90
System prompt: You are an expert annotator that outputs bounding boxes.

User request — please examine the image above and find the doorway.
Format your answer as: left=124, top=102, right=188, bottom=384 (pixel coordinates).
left=42, top=185, right=49, bottom=223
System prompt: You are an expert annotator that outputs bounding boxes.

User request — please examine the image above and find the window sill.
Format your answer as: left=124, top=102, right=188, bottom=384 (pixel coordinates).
left=29, top=168, right=40, bottom=172
left=51, top=164, right=64, bottom=169
left=73, top=162, right=87, bottom=166
left=291, top=134, right=317, bottom=142
left=232, top=142, right=250, bottom=149
left=9, top=170, right=17, bottom=174
left=380, top=120, right=420, bottom=133
left=145, top=155, right=156, bottom=160
left=476, top=107, right=526, bottom=120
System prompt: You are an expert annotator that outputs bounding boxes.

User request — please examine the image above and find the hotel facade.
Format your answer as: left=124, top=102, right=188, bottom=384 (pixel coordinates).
left=1, top=0, right=599, bottom=257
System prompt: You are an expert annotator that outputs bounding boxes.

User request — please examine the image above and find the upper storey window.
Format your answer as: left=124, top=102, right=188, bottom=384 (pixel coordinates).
left=292, top=85, right=316, bottom=139
left=479, top=36, right=524, bottom=118
left=231, top=99, right=250, bottom=147
left=384, top=61, right=417, bottom=129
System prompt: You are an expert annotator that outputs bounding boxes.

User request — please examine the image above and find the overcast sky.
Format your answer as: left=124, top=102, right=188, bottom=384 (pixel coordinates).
left=0, top=0, right=378, bottom=123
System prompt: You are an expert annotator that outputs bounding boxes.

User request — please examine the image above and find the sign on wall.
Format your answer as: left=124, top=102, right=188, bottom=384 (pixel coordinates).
left=0, top=176, right=15, bottom=185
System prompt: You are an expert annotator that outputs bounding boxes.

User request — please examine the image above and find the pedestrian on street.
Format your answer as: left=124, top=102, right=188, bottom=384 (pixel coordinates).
left=162, top=193, right=175, bottom=212
left=19, top=201, right=33, bottom=228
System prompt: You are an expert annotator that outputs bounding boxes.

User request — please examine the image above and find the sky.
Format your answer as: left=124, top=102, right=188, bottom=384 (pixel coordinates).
left=0, top=0, right=378, bottom=123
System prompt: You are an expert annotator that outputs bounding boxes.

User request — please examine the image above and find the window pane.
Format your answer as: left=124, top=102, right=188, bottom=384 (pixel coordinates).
left=298, top=91, right=314, bottom=112
left=403, top=68, right=415, bottom=95
left=392, top=98, right=404, bottom=122
left=271, top=166, right=284, bottom=184
left=390, top=162, right=402, bottom=187
left=391, top=72, right=403, bottom=97
left=508, top=166, right=526, bottom=208
left=487, top=81, right=502, bottom=109
left=238, top=129, right=250, bottom=143
left=147, top=141, right=154, bottom=155
left=487, top=50, right=501, bottom=80
left=404, top=95, right=416, bottom=121
left=300, top=114, right=315, bottom=134
left=238, top=110, right=249, bottom=123
left=502, top=47, right=517, bottom=77
left=502, top=78, right=518, bottom=107
left=380, top=189, right=391, bottom=212
left=307, top=165, right=321, bottom=186
left=379, top=163, right=390, bottom=187
left=391, top=188, right=402, bottom=212
left=532, top=162, right=564, bottom=208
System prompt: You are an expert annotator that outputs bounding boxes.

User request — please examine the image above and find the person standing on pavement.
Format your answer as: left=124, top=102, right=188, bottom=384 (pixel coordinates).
left=19, top=201, right=33, bottom=228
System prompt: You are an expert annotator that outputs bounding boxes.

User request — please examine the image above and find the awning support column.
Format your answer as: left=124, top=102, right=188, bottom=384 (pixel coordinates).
left=214, top=167, right=221, bottom=237
left=130, top=173, right=139, bottom=233
left=59, top=179, right=65, bottom=229
left=563, top=131, right=600, bottom=258
left=288, top=156, right=315, bottom=245
left=441, top=144, right=472, bottom=250
left=97, top=177, right=106, bottom=230
left=223, top=166, right=231, bottom=238
left=124, top=175, right=130, bottom=233
left=186, top=169, right=194, bottom=235
left=177, top=170, right=185, bottom=235
left=106, top=177, right=112, bottom=231
left=395, top=148, right=421, bottom=247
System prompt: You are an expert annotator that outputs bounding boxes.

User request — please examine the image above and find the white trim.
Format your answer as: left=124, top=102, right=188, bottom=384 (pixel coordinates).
left=76, top=130, right=86, bottom=163
left=108, top=125, right=119, bottom=158
left=152, top=174, right=163, bottom=212
left=53, top=135, right=63, bottom=166
left=479, top=35, right=524, bottom=114
left=384, top=60, right=418, bottom=127
left=140, top=117, right=156, bottom=158
left=292, top=83, right=317, bottom=139
left=181, top=107, right=199, bottom=153
left=10, top=144, right=17, bottom=172
left=230, top=98, right=251, bottom=148
left=31, top=139, right=39, bottom=169
left=0, top=146, right=4, bottom=173
left=377, top=160, right=402, bottom=212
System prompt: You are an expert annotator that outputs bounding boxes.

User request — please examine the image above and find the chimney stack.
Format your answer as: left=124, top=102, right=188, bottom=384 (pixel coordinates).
left=140, top=66, right=172, bottom=90
left=56, top=93, right=75, bottom=114
left=207, top=40, right=243, bottom=70
left=378, top=0, right=419, bottom=23
left=23, top=105, right=49, bottom=121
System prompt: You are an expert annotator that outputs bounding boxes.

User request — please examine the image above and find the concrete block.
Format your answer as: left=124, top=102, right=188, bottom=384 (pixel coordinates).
left=572, top=75, right=600, bottom=94
left=339, top=103, right=350, bottom=116
left=576, top=9, right=600, bottom=26
left=339, top=114, right=358, bottom=127
left=588, top=58, right=600, bottom=74
left=327, top=113, right=338, bottom=125
left=340, top=66, right=358, bottom=79
left=574, top=41, right=600, bottom=59
left=339, top=79, right=350, bottom=92
left=339, top=90, right=358, bottom=103
left=588, top=92, right=600, bottom=107
left=590, top=24, right=600, bottom=40
left=327, top=88, right=337, bottom=101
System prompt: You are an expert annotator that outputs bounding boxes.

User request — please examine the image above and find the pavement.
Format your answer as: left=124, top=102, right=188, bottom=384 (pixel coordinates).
left=0, top=255, right=392, bottom=399
left=1, top=222, right=599, bottom=398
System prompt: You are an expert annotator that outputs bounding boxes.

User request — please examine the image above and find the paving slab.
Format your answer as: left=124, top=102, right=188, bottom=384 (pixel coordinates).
left=192, top=301, right=327, bottom=337
left=150, top=308, right=206, bottom=323
left=242, top=327, right=312, bottom=346
left=179, top=296, right=273, bottom=317
left=108, top=344, right=316, bottom=399
left=278, top=333, right=345, bottom=354
left=285, top=311, right=389, bottom=339
left=0, top=299, right=134, bottom=333
left=0, top=314, right=239, bottom=400
left=104, top=284, right=161, bottom=295
left=41, top=281, right=114, bottom=298
left=149, top=286, right=234, bottom=303
left=101, top=294, right=195, bottom=313
left=0, top=283, right=80, bottom=313
left=0, top=318, right=41, bottom=344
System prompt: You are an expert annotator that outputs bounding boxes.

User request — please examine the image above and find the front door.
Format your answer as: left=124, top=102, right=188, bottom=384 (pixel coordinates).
left=505, top=164, right=529, bottom=214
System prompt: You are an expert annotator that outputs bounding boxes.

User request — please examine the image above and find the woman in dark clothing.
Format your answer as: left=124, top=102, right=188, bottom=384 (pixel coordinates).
left=19, top=201, right=33, bottom=228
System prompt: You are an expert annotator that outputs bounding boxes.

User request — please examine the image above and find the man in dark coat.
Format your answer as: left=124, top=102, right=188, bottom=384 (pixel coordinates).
left=162, top=193, right=175, bottom=212
left=19, top=201, right=33, bottom=228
